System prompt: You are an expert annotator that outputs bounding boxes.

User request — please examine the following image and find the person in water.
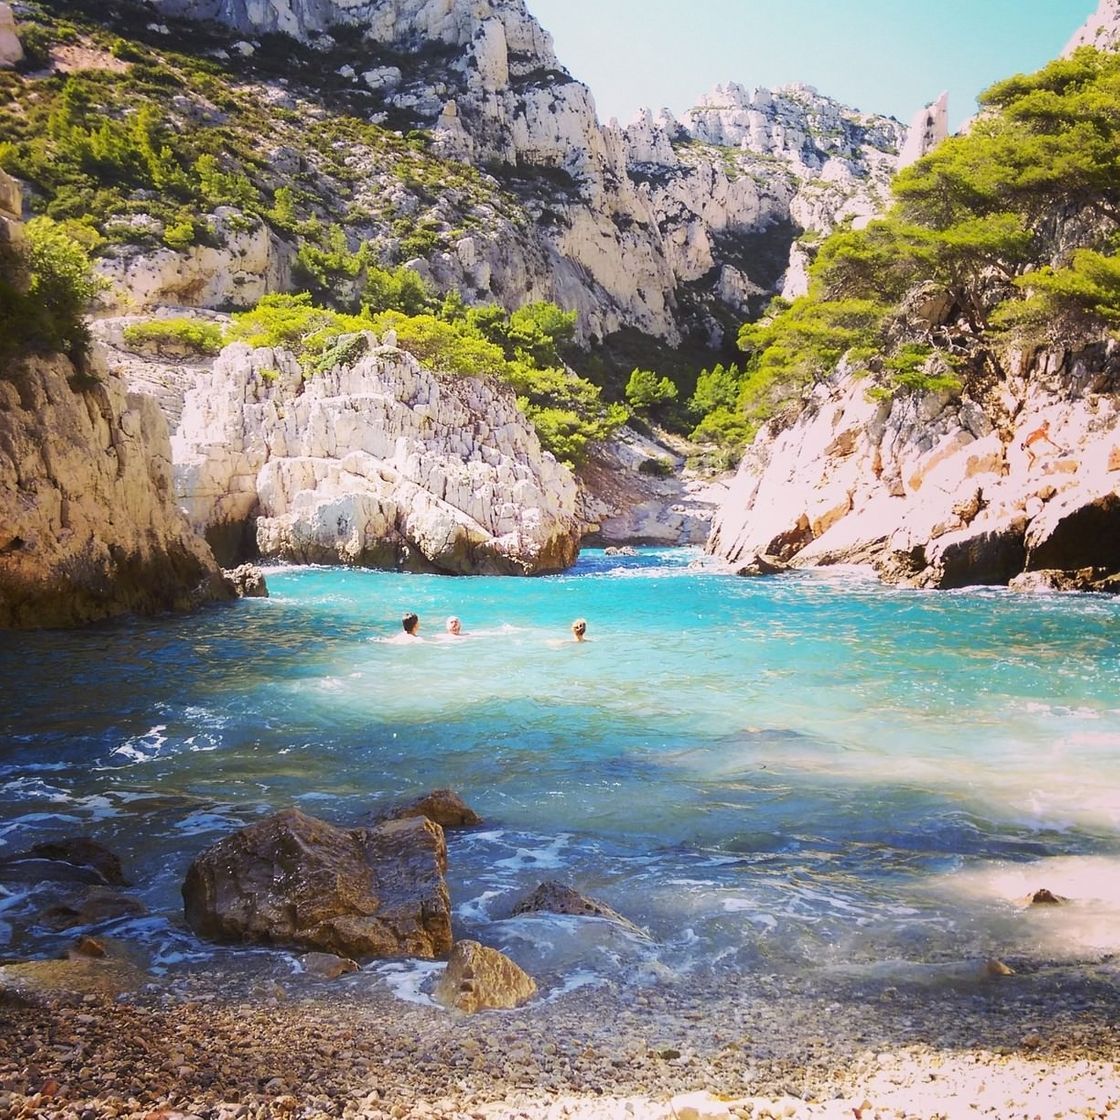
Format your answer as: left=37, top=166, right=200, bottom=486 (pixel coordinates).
left=445, top=616, right=463, bottom=637
left=402, top=611, right=421, bottom=638
left=571, top=618, right=587, bottom=642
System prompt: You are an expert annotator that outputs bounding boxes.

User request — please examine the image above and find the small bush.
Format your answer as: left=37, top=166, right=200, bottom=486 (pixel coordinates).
left=121, top=317, right=224, bottom=357
left=637, top=457, right=674, bottom=478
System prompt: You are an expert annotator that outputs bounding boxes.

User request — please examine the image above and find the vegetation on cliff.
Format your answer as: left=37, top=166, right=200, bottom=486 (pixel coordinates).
left=685, top=47, right=1120, bottom=455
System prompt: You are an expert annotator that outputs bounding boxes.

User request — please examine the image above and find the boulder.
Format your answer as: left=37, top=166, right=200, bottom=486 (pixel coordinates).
left=433, top=939, right=537, bottom=1013
left=223, top=563, right=269, bottom=598
left=298, top=951, right=360, bottom=979
left=0, top=3, right=22, bottom=69
left=380, top=789, right=482, bottom=829
left=734, top=553, right=789, bottom=577
left=182, top=808, right=452, bottom=960
left=1029, top=888, right=1069, bottom=905
left=510, top=880, right=648, bottom=939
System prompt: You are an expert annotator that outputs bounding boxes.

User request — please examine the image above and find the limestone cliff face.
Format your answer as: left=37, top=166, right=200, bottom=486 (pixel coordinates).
left=1065, top=0, right=1120, bottom=55
left=0, top=354, right=231, bottom=628
left=172, top=335, right=581, bottom=574
left=126, top=0, right=900, bottom=347
left=708, top=346, right=1120, bottom=589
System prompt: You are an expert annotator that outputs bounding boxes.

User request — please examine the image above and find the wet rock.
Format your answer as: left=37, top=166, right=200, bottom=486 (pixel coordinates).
left=223, top=563, right=269, bottom=598
left=984, top=958, right=1015, bottom=977
left=379, top=788, right=482, bottom=829
left=0, top=954, right=147, bottom=996
left=734, top=553, right=789, bottom=577
left=182, top=808, right=452, bottom=960
left=39, top=887, right=148, bottom=931
left=433, top=939, right=537, bottom=1013
left=298, top=951, right=359, bottom=979
left=510, top=880, right=649, bottom=938
left=0, top=837, right=128, bottom=886
left=1029, top=888, right=1069, bottom=905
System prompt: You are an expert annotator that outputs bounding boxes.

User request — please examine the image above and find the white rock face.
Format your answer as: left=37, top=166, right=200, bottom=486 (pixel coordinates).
left=0, top=352, right=228, bottom=628
left=1065, top=0, right=1120, bottom=54
left=0, top=3, right=22, bottom=68
left=138, top=0, right=902, bottom=345
left=172, top=337, right=581, bottom=574
left=96, top=211, right=293, bottom=313
left=708, top=346, right=1120, bottom=588
left=898, top=91, right=949, bottom=169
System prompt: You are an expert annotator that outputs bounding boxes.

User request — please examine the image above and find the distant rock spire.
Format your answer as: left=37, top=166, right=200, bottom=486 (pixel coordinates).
left=897, top=91, right=948, bottom=169
left=1063, top=0, right=1120, bottom=55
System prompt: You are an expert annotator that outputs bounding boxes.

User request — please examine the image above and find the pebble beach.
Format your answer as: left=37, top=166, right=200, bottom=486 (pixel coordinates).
left=1, top=958, right=1117, bottom=1120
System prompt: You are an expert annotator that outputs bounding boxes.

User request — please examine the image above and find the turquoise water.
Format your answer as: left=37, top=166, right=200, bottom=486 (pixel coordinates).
left=2, top=548, right=1120, bottom=992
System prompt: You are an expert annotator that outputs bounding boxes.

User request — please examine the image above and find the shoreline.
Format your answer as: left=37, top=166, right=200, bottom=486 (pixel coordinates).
left=1, top=959, right=1117, bottom=1119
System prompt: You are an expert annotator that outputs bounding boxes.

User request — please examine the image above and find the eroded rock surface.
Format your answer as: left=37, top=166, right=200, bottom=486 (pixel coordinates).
left=182, top=808, right=452, bottom=960
left=433, top=939, right=537, bottom=1013
left=708, top=344, right=1120, bottom=590
left=172, top=338, right=580, bottom=573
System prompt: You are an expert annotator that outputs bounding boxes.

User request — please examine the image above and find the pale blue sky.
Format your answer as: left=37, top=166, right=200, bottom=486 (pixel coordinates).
left=527, top=0, right=1098, bottom=129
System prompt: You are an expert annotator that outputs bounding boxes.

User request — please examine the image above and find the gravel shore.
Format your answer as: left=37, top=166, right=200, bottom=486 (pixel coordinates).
left=1, top=957, right=1117, bottom=1119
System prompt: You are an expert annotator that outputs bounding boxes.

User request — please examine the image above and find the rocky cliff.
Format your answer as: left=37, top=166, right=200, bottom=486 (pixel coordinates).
left=0, top=352, right=231, bottom=627
left=171, top=334, right=581, bottom=574
left=10, top=0, right=904, bottom=352
left=708, top=346, right=1120, bottom=591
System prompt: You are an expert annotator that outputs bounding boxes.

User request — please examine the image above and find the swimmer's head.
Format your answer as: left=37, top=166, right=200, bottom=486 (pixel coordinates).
left=402, top=611, right=419, bottom=635
left=571, top=618, right=587, bottom=640
left=446, top=616, right=461, bottom=635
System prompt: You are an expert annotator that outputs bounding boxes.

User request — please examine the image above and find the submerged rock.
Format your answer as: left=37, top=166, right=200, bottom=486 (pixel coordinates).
left=433, top=939, right=537, bottom=1013
left=39, top=887, right=148, bottom=931
left=182, top=808, right=452, bottom=960
left=510, top=880, right=648, bottom=938
left=1, top=837, right=129, bottom=887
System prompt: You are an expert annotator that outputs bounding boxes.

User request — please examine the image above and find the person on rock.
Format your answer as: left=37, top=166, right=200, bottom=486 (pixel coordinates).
left=1021, top=420, right=1062, bottom=466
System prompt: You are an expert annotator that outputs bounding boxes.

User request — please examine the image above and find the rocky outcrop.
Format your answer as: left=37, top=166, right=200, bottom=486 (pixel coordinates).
left=223, top=563, right=268, bottom=597
left=172, top=336, right=581, bottom=573
left=0, top=3, right=22, bottom=69
left=379, top=789, right=483, bottom=829
left=577, top=426, right=729, bottom=546
left=433, top=939, right=537, bottom=1013
left=510, top=880, right=648, bottom=939
left=1065, top=0, right=1120, bottom=55
left=182, top=808, right=453, bottom=960
left=0, top=352, right=232, bottom=629
left=126, top=0, right=900, bottom=347
left=96, top=211, right=293, bottom=313
left=898, top=92, right=949, bottom=169
left=708, top=344, right=1120, bottom=590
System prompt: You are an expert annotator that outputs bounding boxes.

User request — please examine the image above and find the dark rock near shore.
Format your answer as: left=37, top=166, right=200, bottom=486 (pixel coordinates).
left=182, top=808, right=452, bottom=960
left=0, top=837, right=129, bottom=886
left=735, top=553, right=789, bottom=577
left=433, top=939, right=537, bottom=1013
left=1024, top=488, right=1120, bottom=573
left=1029, top=888, right=1069, bottom=905
left=39, top=887, right=148, bottom=931
left=510, top=880, right=648, bottom=938
left=223, top=563, right=269, bottom=597
left=379, top=788, right=483, bottom=829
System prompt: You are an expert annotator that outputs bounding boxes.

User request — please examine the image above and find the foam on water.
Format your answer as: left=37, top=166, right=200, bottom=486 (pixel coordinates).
left=0, top=550, right=1118, bottom=986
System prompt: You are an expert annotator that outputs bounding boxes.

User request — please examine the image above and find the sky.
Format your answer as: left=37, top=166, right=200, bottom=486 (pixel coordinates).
left=526, top=0, right=1098, bottom=130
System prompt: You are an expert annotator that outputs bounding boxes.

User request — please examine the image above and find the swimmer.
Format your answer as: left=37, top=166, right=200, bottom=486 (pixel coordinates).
left=401, top=611, right=421, bottom=638
left=571, top=618, right=587, bottom=642
left=445, top=615, right=463, bottom=637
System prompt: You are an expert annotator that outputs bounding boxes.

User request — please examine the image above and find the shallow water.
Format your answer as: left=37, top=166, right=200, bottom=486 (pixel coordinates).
left=2, top=549, right=1119, bottom=997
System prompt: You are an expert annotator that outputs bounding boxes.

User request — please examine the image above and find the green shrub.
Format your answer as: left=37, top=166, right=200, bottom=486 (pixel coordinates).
left=637, top=457, right=673, bottom=478
left=624, top=367, right=678, bottom=413
left=121, top=317, right=224, bottom=357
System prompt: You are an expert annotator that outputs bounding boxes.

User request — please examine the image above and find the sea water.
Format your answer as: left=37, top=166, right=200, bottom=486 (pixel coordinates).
left=1, top=549, right=1119, bottom=996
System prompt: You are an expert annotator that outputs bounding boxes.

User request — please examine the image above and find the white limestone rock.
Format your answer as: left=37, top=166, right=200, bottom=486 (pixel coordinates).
left=173, top=337, right=581, bottom=574
left=95, top=211, right=293, bottom=313
left=1065, top=0, right=1120, bottom=55
left=0, top=2, right=22, bottom=69
left=898, top=91, right=949, bottom=169
left=708, top=345, right=1120, bottom=590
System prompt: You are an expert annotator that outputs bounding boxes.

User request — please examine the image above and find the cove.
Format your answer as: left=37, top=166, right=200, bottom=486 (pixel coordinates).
left=1, top=548, right=1119, bottom=995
